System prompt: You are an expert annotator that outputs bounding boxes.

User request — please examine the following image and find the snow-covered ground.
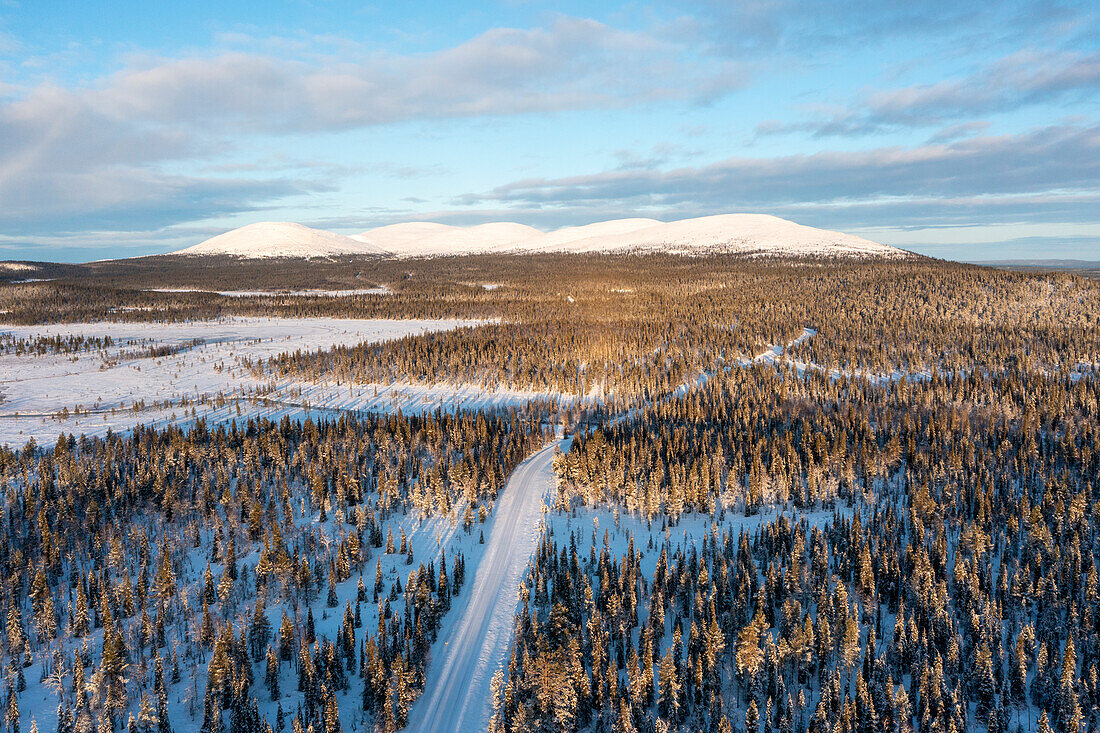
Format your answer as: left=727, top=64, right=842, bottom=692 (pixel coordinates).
left=146, top=287, right=391, bottom=297
left=407, top=440, right=561, bottom=733
left=0, top=317, right=567, bottom=446
left=12, top=437, right=521, bottom=733
left=171, top=222, right=388, bottom=258
left=0, top=317, right=571, bottom=731
left=505, top=218, right=661, bottom=252
left=404, top=440, right=845, bottom=733
left=352, top=222, right=541, bottom=257
left=0, top=315, right=894, bottom=732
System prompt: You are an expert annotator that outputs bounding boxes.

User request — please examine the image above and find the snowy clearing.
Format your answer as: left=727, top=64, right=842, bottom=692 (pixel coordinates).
left=0, top=317, right=565, bottom=446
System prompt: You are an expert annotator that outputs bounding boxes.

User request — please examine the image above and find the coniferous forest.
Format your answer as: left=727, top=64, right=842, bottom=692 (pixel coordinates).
left=493, top=364, right=1099, bottom=733
left=0, top=253, right=1097, bottom=733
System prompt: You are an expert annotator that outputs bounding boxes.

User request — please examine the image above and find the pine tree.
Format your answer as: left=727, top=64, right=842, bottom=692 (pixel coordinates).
left=249, top=600, right=272, bottom=661
left=100, top=620, right=130, bottom=722
left=265, top=645, right=281, bottom=701
left=1011, top=634, right=1029, bottom=705
left=658, top=646, right=681, bottom=722
left=7, top=600, right=26, bottom=660
left=137, top=694, right=157, bottom=733
left=56, top=704, right=75, bottom=733
left=746, top=699, right=760, bottom=733
left=72, top=584, right=90, bottom=637
left=218, top=567, right=233, bottom=604
left=975, top=643, right=996, bottom=721
left=30, top=567, right=56, bottom=640
left=840, top=613, right=860, bottom=675
left=154, top=553, right=176, bottom=601
left=203, top=563, right=215, bottom=604
left=156, top=659, right=173, bottom=733
left=735, top=611, right=766, bottom=695
left=326, top=571, right=338, bottom=608
left=617, top=697, right=636, bottom=733
left=6, top=686, right=19, bottom=733
left=1057, top=640, right=1082, bottom=733
left=279, top=612, right=295, bottom=661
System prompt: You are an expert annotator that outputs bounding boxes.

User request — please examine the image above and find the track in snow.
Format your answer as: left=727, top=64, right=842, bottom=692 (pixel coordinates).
left=406, top=441, right=560, bottom=733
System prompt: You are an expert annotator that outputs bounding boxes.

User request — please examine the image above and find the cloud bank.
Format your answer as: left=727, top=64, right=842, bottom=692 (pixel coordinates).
left=0, top=17, right=739, bottom=234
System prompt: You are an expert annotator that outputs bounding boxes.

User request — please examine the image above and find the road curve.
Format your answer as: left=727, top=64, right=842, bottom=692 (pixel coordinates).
left=406, top=440, right=561, bottom=733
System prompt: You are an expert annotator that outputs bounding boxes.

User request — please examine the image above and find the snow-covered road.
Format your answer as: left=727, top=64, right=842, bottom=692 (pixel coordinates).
left=407, top=440, right=560, bottom=733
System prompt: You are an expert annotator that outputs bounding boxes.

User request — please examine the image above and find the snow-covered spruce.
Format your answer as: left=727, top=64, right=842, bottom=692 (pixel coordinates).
left=0, top=409, right=549, bottom=732
left=490, top=362, right=1099, bottom=733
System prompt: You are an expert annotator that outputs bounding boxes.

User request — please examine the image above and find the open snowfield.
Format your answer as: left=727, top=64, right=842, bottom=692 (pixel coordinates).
left=0, top=317, right=568, bottom=447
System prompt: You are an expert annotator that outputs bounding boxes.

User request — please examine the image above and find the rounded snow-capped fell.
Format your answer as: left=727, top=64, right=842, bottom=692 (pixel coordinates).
left=354, top=221, right=542, bottom=257
left=519, top=214, right=909, bottom=257
left=167, top=215, right=909, bottom=259
left=172, top=222, right=389, bottom=259
left=501, top=218, right=663, bottom=252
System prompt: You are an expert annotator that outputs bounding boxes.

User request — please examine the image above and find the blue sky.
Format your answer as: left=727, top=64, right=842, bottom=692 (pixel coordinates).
left=0, top=1, right=1098, bottom=262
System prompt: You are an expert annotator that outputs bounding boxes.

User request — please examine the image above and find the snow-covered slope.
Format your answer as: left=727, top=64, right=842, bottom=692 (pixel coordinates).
left=168, top=215, right=908, bottom=259
left=503, top=218, right=662, bottom=252
left=358, top=214, right=907, bottom=258
left=172, top=222, right=388, bottom=258
left=352, top=221, right=542, bottom=257
left=349, top=222, right=455, bottom=252
left=509, top=214, right=907, bottom=257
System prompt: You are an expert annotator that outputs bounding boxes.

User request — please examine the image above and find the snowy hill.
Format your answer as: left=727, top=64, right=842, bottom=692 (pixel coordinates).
left=353, top=215, right=905, bottom=258
left=503, top=218, right=663, bottom=252
left=171, top=222, right=388, bottom=258
left=506, top=214, right=907, bottom=257
left=167, top=215, right=908, bottom=259
left=352, top=222, right=542, bottom=257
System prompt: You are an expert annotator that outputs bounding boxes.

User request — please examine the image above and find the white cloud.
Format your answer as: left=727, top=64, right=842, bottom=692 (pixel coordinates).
left=0, top=16, right=742, bottom=235
left=460, top=124, right=1100, bottom=227
left=757, top=49, right=1100, bottom=138
left=68, top=17, right=733, bottom=133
